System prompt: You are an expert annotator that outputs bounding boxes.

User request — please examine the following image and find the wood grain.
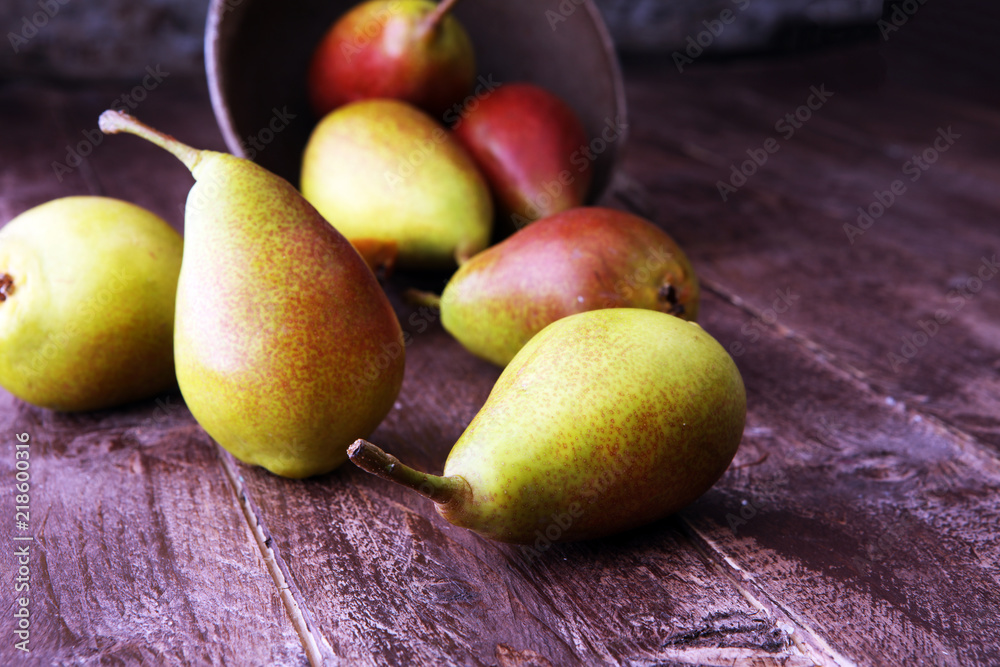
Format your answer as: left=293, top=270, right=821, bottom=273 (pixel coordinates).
left=2, top=3, right=1000, bottom=664
left=232, top=322, right=807, bottom=666
left=685, top=299, right=1000, bottom=666
left=0, top=394, right=306, bottom=665
left=620, top=44, right=1000, bottom=454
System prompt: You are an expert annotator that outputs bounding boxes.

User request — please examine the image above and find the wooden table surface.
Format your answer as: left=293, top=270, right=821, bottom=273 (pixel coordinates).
left=3, top=3, right=1000, bottom=665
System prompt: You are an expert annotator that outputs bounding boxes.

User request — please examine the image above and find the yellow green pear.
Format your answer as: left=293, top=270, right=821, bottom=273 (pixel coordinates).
left=100, top=110, right=406, bottom=478
left=0, top=196, right=182, bottom=411
left=301, top=98, right=493, bottom=270
left=350, top=308, right=746, bottom=544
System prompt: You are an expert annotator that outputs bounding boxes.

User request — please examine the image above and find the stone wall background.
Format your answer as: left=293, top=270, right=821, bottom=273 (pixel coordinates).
left=0, top=0, right=883, bottom=80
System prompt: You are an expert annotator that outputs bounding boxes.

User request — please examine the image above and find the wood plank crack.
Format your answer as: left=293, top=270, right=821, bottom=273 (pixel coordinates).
left=217, top=446, right=338, bottom=666
left=678, top=515, right=859, bottom=667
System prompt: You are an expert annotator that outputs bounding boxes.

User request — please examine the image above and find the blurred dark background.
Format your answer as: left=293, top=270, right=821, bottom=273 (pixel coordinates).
left=4, top=0, right=998, bottom=108
left=1, top=0, right=888, bottom=81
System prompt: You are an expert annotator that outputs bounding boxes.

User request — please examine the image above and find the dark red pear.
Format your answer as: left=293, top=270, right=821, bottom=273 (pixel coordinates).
left=452, top=82, right=593, bottom=228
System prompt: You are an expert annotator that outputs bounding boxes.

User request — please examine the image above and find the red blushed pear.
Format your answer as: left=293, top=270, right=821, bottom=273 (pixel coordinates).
left=99, top=110, right=405, bottom=479
left=452, top=82, right=593, bottom=228
left=308, top=0, right=475, bottom=120
left=410, top=207, right=699, bottom=367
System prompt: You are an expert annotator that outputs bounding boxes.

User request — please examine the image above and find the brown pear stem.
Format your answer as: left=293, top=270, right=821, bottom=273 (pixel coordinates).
left=421, top=0, right=463, bottom=34
left=348, top=439, right=469, bottom=506
left=403, top=289, right=442, bottom=309
left=99, top=110, right=202, bottom=172
left=0, top=273, right=14, bottom=302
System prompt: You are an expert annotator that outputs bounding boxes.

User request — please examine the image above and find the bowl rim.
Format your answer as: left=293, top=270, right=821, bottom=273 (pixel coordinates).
left=204, top=0, right=629, bottom=199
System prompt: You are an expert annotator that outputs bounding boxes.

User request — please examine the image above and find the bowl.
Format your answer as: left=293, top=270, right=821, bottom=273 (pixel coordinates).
left=205, top=0, right=627, bottom=199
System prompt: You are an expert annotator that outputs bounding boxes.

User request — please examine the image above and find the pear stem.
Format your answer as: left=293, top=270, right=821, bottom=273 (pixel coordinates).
left=422, top=0, right=463, bottom=34
left=0, top=273, right=13, bottom=302
left=99, top=110, right=202, bottom=172
left=403, top=289, right=442, bottom=309
left=348, top=439, right=469, bottom=506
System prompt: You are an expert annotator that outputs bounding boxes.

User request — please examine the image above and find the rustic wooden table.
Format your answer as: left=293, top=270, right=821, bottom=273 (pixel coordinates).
left=2, top=4, right=999, bottom=665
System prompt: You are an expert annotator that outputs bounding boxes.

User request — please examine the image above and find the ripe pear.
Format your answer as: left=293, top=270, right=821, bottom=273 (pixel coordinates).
left=301, top=98, right=492, bottom=270
left=350, top=308, right=746, bottom=544
left=452, top=83, right=593, bottom=227
left=99, top=110, right=405, bottom=478
left=0, top=196, right=181, bottom=412
left=308, top=0, right=475, bottom=119
left=415, top=207, right=698, bottom=366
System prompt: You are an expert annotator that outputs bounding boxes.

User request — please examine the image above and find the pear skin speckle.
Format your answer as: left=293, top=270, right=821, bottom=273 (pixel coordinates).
left=440, top=207, right=700, bottom=367
left=438, top=308, right=746, bottom=544
left=175, top=153, right=406, bottom=478
left=0, top=196, right=182, bottom=412
left=99, top=111, right=407, bottom=476
left=300, top=99, right=493, bottom=269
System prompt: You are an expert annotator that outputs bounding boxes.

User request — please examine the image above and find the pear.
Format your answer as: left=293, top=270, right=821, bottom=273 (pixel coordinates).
left=0, top=196, right=181, bottom=412
left=415, top=207, right=698, bottom=367
left=300, top=98, right=492, bottom=270
left=452, top=83, right=593, bottom=227
left=308, top=0, right=475, bottom=120
left=350, top=308, right=746, bottom=544
left=99, top=110, right=405, bottom=478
